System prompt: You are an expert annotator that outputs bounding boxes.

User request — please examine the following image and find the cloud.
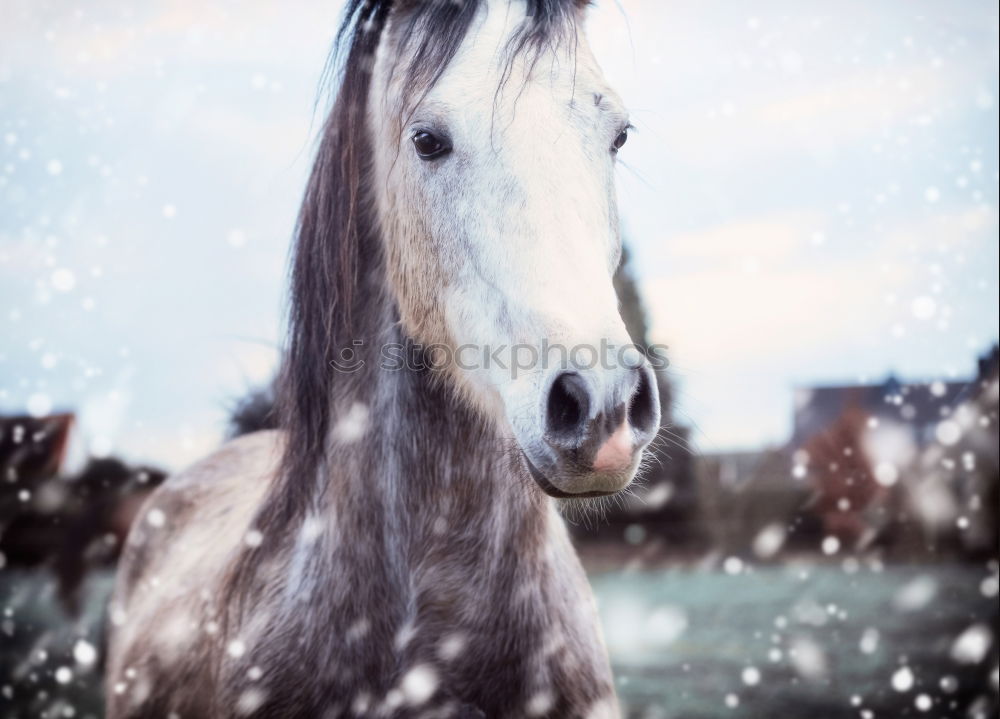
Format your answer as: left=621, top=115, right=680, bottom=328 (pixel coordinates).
left=650, top=211, right=824, bottom=265
left=645, top=201, right=996, bottom=368
left=644, top=248, right=899, bottom=372
left=647, top=63, right=953, bottom=170
left=643, top=201, right=997, bottom=449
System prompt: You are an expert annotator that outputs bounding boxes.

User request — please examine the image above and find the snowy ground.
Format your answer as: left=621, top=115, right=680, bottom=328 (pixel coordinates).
left=594, top=563, right=999, bottom=719
left=0, top=563, right=996, bottom=718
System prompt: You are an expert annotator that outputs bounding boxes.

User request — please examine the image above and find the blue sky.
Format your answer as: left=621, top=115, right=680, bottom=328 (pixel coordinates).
left=1, top=0, right=997, bottom=470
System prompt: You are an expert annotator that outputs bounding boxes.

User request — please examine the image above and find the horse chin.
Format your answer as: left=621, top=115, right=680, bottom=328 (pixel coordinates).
left=520, top=451, right=632, bottom=499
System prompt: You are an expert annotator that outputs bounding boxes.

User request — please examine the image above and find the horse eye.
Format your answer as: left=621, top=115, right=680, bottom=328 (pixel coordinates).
left=412, top=131, right=450, bottom=160
left=612, top=127, right=629, bottom=152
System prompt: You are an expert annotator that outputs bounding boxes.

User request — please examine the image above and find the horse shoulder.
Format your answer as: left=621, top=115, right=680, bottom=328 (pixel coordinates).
left=105, top=430, right=285, bottom=717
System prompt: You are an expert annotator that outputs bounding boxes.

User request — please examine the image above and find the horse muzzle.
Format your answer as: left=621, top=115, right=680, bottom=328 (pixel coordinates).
left=519, top=363, right=660, bottom=497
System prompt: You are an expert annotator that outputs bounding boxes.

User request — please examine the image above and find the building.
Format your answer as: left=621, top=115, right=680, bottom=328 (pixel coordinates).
left=695, top=346, right=1000, bottom=561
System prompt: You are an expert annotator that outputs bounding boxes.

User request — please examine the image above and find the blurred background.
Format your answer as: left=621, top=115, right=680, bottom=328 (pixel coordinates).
left=1, top=1, right=997, bottom=717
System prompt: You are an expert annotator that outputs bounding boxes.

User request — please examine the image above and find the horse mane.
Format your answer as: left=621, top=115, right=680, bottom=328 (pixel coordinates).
left=225, top=0, right=588, bottom=615
left=278, top=0, right=586, bottom=523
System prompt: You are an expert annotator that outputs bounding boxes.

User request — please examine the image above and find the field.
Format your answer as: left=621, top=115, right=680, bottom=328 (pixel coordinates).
left=0, top=563, right=996, bottom=718
left=593, top=563, right=998, bottom=719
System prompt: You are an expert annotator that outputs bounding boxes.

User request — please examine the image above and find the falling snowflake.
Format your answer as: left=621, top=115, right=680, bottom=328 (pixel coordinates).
left=50, top=268, right=76, bottom=292
left=146, top=508, right=166, bottom=528
left=741, top=666, right=761, bottom=686
left=400, top=664, right=438, bottom=706
left=950, top=623, right=992, bottom=664
left=891, top=666, right=914, bottom=692
left=73, top=639, right=97, bottom=667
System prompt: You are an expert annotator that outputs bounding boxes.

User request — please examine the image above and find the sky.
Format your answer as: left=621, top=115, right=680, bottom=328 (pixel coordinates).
left=1, top=0, right=998, bottom=471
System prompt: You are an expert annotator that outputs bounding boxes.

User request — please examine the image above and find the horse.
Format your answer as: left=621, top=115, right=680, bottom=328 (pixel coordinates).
left=106, top=0, right=661, bottom=716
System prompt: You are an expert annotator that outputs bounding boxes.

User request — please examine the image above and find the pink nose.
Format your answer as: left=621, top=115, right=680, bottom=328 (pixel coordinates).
left=592, top=422, right=636, bottom=472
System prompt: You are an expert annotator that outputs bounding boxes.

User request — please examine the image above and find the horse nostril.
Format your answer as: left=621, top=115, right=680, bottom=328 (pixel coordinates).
left=627, top=367, right=658, bottom=438
left=546, top=371, right=591, bottom=440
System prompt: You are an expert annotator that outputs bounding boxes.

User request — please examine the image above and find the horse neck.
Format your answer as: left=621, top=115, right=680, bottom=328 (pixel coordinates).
left=322, top=292, right=549, bottom=574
